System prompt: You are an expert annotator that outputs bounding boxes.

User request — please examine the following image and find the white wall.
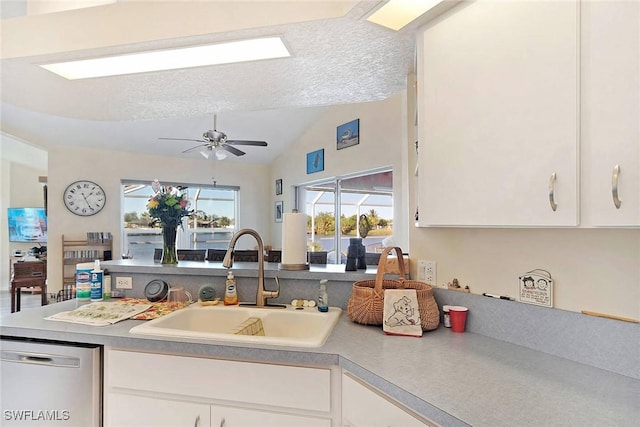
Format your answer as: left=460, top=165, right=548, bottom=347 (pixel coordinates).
left=269, top=93, right=409, bottom=250
left=0, top=136, right=48, bottom=287
left=46, top=145, right=270, bottom=292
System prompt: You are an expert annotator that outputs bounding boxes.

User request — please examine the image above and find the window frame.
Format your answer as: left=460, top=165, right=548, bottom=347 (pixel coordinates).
left=121, top=180, right=240, bottom=259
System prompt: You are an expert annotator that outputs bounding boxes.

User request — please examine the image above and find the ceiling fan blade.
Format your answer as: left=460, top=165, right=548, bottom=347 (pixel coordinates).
left=225, top=140, right=268, bottom=146
left=222, top=144, right=246, bottom=156
left=159, top=137, right=207, bottom=143
left=182, top=144, right=208, bottom=154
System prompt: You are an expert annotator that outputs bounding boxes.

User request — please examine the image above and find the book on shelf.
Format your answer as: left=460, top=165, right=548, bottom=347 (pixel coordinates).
left=86, top=231, right=113, bottom=244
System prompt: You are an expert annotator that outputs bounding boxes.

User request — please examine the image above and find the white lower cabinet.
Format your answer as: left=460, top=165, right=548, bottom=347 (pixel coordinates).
left=104, top=349, right=333, bottom=427
left=341, top=373, right=433, bottom=427
left=211, top=406, right=330, bottom=427
left=105, top=349, right=435, bottom=427
left=106, top=393, right=210, bottom=427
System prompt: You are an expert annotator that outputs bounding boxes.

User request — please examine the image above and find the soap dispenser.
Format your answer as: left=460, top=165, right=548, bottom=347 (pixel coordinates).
left=224, top=271, right=238, bottom=305
left=317, top=279, right=329, bottom=312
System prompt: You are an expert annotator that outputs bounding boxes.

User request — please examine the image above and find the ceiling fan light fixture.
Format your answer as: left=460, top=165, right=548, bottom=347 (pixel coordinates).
left=215, top=149, right=227, bottom=160
left=41, top=37, right=291, bottom=80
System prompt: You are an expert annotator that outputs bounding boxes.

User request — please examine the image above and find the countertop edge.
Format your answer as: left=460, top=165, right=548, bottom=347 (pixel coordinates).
left=1, top=301, right=639, bottom=427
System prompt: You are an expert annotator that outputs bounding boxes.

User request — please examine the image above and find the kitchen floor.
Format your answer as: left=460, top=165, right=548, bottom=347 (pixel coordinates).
left=0, top=290, right=45, bottom=316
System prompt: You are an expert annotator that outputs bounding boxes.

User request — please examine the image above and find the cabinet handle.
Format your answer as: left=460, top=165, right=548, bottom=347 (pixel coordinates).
left=219, top=417, right=226, bottom=427
left=548, top=172, right=558, bottom=211
left=612, top=164, right=622, bottom=209
left=194, top=415, right=200, bottom=427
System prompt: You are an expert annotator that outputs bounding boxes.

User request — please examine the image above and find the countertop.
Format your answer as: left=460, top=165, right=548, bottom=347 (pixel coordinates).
left=1, top=300, right=638, bottom=426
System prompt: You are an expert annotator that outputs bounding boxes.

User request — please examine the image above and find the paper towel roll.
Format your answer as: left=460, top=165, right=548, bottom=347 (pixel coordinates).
left=282, top=212, right=307, bottom=265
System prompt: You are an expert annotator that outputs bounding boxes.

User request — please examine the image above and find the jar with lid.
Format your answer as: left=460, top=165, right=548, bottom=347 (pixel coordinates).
left=443, top=305, right=451, bottom=328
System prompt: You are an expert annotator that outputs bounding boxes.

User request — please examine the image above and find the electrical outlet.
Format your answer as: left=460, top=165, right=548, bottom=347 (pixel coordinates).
left=115, top=276, right=132, bottom=289
left=417, top=260, right=437, bottom=285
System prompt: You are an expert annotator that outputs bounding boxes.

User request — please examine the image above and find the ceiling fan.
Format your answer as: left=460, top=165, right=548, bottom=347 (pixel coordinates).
left=159, top=114, right=268, bottom=160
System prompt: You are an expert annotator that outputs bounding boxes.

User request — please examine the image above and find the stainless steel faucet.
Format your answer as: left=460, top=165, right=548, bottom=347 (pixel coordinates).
left=222, top=228, right=280, bottom=307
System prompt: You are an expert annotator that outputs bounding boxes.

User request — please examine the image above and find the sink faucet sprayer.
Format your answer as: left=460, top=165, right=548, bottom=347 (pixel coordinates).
left=222, top=229, right=280, bottom=307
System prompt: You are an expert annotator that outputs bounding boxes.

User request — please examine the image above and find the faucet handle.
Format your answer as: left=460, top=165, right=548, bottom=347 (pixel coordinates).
left=264, top=276, right=280, bottom=300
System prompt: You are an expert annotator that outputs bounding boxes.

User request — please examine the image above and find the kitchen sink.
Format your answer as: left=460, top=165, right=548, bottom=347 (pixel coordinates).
left=129, top=304, right=342, bottom=348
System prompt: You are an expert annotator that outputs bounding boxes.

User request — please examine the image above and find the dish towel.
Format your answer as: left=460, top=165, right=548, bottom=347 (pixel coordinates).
left=233, top=317, right=265, bottom=336
left=383, top=289, right=423, bottom=337
left=45, top=301, right=152, bottom=326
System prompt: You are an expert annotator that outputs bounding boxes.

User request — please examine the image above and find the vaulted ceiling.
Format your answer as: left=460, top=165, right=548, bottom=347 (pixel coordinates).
left=0, top=1, right=445, bottom=163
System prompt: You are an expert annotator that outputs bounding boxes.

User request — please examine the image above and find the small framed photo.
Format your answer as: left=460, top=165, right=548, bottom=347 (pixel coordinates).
left=337, top=118, right=359, bottom=150
left=275, top=179, right=283, bottom=195
left=275, top=201, right=284, bottom=223
left=306, top=149, right=324, bottom=174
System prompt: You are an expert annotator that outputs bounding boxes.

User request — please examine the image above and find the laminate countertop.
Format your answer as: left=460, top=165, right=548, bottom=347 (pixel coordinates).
left=1, top=300, right=638, bottom=426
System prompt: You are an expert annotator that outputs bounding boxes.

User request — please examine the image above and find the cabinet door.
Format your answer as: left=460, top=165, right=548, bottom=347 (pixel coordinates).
left=417, top=0, right=578, bottom=226
left=212, top=406, right=330, bottom=427
left=106, top=392, right=210, bottom=427
left=342, top=374, right=431, bottom=427
left=581, top=1, right=640, bottom=226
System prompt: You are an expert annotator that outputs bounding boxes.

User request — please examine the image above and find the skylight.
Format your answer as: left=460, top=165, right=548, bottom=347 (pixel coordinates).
left=41, top=37, right=291, bottom=80
left=367, top=0, right=442, bottom=31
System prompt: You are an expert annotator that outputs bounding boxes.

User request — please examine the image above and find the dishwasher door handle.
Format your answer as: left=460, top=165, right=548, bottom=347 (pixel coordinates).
left=1, top=350, right=80, bottom=368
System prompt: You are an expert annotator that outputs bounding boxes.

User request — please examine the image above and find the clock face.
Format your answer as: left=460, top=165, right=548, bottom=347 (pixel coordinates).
left=63, top=180, right=106, bottom=216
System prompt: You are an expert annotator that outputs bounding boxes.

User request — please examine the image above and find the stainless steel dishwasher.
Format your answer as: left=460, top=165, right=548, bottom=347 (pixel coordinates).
left=1, top=338, right=101, bottom=426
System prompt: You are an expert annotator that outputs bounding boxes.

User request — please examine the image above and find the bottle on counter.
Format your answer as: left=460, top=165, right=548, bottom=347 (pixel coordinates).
left=317, top=279, right=329, bottom=312
left=103, top=269, right=111, bottom=300
left=224, top=271, right=238, bottom=305
left=90, top=260, right=103, bottom=302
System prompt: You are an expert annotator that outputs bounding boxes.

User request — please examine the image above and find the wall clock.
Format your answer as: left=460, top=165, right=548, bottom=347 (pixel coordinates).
left=63, top=180, right=106, bottom=216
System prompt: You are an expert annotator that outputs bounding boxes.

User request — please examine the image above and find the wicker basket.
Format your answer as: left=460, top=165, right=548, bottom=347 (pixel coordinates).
left=347, top=247, right=440, bottom=331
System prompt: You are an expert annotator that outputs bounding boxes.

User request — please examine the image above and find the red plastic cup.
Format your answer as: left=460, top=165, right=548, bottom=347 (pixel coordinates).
left=449, top=306, right=468, bottom=333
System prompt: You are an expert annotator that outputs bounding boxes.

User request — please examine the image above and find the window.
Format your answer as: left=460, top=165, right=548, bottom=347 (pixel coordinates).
left=299, top=169, right=393, bottom=264
left=122, top=181, right=239, bottom=260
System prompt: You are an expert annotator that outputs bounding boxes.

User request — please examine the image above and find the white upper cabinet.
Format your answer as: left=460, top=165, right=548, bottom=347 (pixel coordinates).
left=581, top=1, right=639, bottom=227
left=417, top=0, right=579, bottom=226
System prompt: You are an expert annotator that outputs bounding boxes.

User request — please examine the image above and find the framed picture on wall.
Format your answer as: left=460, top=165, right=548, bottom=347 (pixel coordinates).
left=275, top=179, right=283, bottom=195
left=275, top=201, right=284, bottom=223
left=306, top=149, right=324, bottom=174
left=337, top=118, right=359, bottom=150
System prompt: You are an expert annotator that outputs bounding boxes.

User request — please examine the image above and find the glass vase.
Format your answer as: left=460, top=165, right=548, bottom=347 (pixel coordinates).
left=161, top=224, right=178, bottom=265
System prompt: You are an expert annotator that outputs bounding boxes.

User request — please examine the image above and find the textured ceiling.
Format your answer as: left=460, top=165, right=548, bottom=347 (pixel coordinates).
left=0, top=1, right=418, bottom=164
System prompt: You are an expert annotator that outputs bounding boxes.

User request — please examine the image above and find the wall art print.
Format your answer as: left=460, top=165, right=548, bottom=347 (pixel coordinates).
left=337, top=118, right=359, bottom=150
left=306, top=149, right=324, bottom=174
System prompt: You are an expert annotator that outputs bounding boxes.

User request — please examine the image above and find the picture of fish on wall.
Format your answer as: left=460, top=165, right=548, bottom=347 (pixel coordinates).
left=306, top=149, right=324, bottom=174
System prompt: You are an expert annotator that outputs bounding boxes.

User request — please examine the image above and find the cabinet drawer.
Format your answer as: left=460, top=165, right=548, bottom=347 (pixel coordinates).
left=212, top=405, right=331, bottom=427
left=107, top=350, right=331, bottom=412
left=106, top=392, right=210, bottom=427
